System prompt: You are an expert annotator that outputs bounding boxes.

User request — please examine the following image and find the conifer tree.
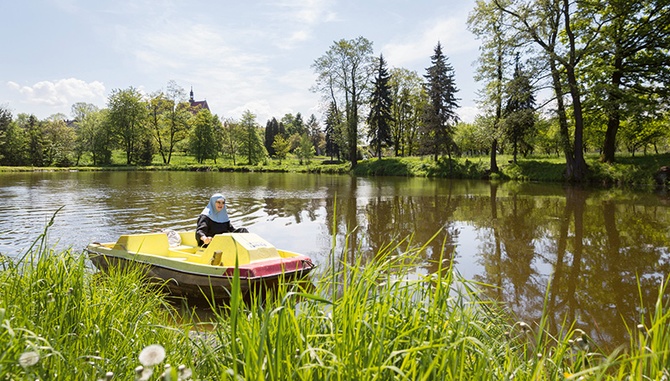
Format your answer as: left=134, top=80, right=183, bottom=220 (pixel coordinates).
left=421, top=42, right=460, bottom=163
left=503, top=55, right=536, bottom=163
left=264, top=117, right=280, bottom=156
left=367, top=54, right=394, bottom=159
left=324, top=101, right=343, bottom=161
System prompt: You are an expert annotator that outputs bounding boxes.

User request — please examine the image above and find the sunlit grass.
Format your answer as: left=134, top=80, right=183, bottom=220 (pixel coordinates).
left=1, top=217, right=668, bottom=379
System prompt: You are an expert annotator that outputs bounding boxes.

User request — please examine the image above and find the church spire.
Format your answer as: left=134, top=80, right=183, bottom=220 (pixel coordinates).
left=189, top=86, right=194, bottom=102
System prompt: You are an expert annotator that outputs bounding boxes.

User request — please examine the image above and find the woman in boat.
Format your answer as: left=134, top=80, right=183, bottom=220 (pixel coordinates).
left=196, top=193, right=248, bottom=247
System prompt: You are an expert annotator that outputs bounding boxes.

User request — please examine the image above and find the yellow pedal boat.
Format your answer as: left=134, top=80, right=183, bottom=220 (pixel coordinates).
left=86, top=231, right=315, bottom=299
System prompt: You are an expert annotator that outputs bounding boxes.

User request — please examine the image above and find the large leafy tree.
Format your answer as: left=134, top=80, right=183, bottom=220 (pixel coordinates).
left=581, top=0, right=670, bottom=163
left=468, top=0, right=515, bottom=172
left=107, top=87, right=147, bottom=165
left=147, top=81, right=192, bottom=165
left=0, top=107, right=29, bottom=166
left=23, top=114, right=45, bottom=167
left=493, top=0, right=591, bottom=181
left=239, top=110, right=266, bottom=165
left=222, top=117, right=243, bottom=165
left=42, top=114, right=76, bottom=166
left=0, top=106, right=14, bottom=165
left=313, top=36, right=375, bottom=167
left=367, top=54, right=394, bottom=159
left=189, top=109, right=220, bottom=164
left=421, top=42, right=460, bottom=162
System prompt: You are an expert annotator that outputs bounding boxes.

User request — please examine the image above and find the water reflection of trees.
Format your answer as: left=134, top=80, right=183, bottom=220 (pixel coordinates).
left=473, top=185, right=670, bottom=350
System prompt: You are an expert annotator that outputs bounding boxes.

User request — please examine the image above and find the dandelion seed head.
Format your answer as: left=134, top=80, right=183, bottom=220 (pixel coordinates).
left=178, top=365, right=193, bottom=380
left=139, top=344, right=166, bottom=367
left=138, top=367, right=153, bottom=381
left=19, top=351, right=40, bottom=368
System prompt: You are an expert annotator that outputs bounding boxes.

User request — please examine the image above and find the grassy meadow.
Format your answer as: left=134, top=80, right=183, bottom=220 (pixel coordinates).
left=1, top=222, right=668, bottom=380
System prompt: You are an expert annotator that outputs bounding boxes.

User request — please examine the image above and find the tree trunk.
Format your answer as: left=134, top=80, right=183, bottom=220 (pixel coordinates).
left=601, top=60, right=623, bottom=163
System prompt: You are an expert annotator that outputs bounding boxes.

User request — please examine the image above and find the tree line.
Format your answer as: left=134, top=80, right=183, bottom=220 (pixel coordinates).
left=0, top=81, right=323, bottom=168
left=1, top=0, right=669, bottom=181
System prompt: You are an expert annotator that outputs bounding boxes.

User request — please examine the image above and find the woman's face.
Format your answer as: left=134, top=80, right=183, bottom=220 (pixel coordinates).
left=215, top=199, right=225, bottom=212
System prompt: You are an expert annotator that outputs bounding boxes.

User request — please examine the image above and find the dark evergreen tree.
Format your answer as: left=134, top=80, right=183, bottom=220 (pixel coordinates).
left=264, top=117, right=280, bottom=156
left=136, top=133, right=155, bottom=166
left=324, top=101, right=342, bottom=161
left=367, top=54, right=394, bottom=159
left=421, top=42, right=460, bottom=163
left=306, top=114, right=322, bottom=155
left=503, top=55, right=536, bottom=163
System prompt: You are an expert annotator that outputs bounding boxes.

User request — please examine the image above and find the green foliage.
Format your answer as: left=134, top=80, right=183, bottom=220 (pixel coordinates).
left=107, top=87, right=147, bottom=165
left=367, top=54, right=394, bottom=159
left=312, top=36, right=375, bottom=167
left=189, top=109, right=220, bottom=164
left=421, top=42, right=460, bottom=161
left=271, top=134, right=290, bottom=163
left=294, top=134, right=315, bottom=164
left=238, top=110, right=267, bottom=165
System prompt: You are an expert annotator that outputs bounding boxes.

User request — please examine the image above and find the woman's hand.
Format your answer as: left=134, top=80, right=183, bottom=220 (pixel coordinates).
left=202, top=236, right=212, bottom=245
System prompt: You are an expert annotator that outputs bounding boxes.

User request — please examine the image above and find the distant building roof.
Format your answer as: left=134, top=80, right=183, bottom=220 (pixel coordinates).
left=189, top=87, right=210, bottom=113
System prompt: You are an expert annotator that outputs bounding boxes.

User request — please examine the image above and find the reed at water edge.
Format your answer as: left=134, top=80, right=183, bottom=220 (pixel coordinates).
left=0, top=216, right=668, bottom=380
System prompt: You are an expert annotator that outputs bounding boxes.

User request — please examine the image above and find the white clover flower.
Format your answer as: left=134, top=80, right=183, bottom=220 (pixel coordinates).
left=139, top=344, right=166, bottom=367
left=19, top=351, right=40, bottom=368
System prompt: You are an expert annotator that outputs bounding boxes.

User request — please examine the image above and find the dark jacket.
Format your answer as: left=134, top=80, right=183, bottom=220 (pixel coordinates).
left=195, top=214, right=235, bottom=246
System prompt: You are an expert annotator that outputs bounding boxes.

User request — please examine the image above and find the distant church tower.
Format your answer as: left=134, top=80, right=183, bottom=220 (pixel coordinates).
left=188, top=87, right=210, bottom=113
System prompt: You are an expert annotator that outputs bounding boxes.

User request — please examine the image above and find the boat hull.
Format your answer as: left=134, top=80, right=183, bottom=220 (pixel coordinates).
left=86, top=231, right=315, bottom=301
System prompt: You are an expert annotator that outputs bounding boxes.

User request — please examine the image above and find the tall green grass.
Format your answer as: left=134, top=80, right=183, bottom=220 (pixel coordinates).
left=1, top=221, right=668, bottom=379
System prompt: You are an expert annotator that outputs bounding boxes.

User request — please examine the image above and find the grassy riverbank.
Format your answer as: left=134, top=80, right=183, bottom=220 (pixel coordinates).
left=2, top=230, right=668, bottom=380
left=2, top=152, right=669, bottom=187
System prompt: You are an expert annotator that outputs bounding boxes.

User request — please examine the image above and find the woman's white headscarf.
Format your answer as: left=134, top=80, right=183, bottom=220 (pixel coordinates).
left=201, top=193, right=230, bottom=223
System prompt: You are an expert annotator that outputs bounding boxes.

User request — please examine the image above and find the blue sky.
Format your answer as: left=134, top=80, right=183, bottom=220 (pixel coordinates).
left=1, top=0, right=481, bottom=125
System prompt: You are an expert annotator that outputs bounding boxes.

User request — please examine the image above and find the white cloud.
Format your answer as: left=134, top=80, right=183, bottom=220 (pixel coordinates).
left=6, top=78, right=106, bottom=108
left=383, top=17, right=476, bottom=69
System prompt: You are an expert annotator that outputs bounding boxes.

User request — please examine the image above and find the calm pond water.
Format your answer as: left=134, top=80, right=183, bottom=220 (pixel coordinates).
left=1, top=171, right=669, bottom=349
